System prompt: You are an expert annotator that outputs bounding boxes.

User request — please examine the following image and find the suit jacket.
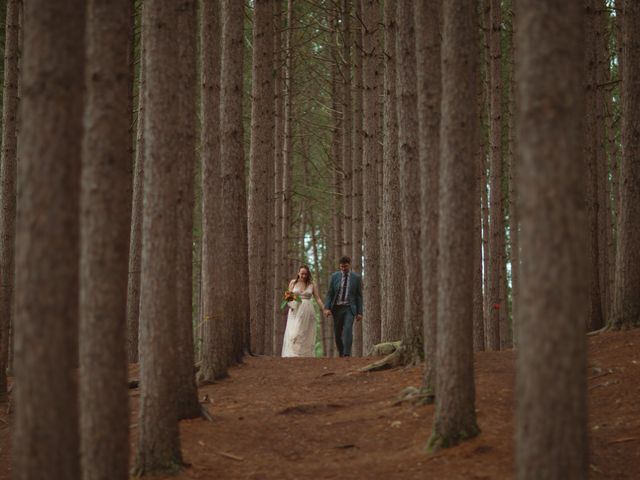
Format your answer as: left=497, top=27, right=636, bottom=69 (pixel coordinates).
left=324, top=271, right=363, bottom=317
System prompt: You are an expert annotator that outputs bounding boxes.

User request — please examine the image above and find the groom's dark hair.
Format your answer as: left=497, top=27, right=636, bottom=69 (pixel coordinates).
left=339, top=256, right=351, bottom=265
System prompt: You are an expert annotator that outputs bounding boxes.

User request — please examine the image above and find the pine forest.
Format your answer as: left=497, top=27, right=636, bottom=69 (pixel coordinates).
left=0, top=0, right=639, bottom=479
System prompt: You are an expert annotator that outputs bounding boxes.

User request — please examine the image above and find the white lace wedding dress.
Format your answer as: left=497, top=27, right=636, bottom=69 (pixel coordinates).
left=281, top=282, right=317, bottom=357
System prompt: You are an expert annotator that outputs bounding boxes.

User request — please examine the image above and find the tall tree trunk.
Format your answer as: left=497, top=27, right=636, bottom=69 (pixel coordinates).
left=249, top=0, right=275, bottom=355
left=127, top=19, right=144, bottom=364
left=273, top=0, right=286, bottom=356
left=610, top=0, right=640, bottom=330
left=595, top=0, right=611, bottom=324
left=351, top=0, right=364, bottom=356
left=134, top=0, right=183, bottom=473
left=79, top=1, right=133, bottom=478
left=13, top=1, right=85, bottom=479
left=282, top=0, right=296, bottom=294
left=415, top=0, right=441, bottom=392
left=220, top=0, right=247, bottom=362
left=380, top=0, right=403, bottom=343
left=361, top=0, right=382, bottom=355
left=427, top=0, right=480, bottom=451
left=174, top=0, right=200, bottom=420
left=330, top=5, right=343, bottom=265
left=506, top=0, right=520, bottom=348
left=515, top=1, right=589, bottom=478
left=0, top=0, right=20, bottom=396
left=474, top=1, right=486, bottom=353
left=198, top=0, right=227, bottom=382
left=481, top=0, right=492, bottom=344
left=342, top=0, right=353, bottom=257
left=487, top=0, right=506, bottom=350
left=396, top=0, right=422, bottom=363
left=584, top=0, right=604, bottom=332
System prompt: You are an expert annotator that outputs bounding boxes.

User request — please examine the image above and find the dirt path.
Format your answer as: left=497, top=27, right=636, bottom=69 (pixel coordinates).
left=1, top=330, right=640, bottom=479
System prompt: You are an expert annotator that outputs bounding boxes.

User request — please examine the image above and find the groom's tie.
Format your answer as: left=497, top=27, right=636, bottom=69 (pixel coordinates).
left=340, top=272, right=348, bottom=303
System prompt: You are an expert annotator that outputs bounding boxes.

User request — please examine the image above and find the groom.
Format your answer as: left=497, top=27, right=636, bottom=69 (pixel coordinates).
left=323, top=256, right=363, bottom=357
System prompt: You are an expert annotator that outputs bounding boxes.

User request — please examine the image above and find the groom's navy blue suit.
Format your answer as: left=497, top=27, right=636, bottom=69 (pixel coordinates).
left=324, top=271, right=363, bottom=356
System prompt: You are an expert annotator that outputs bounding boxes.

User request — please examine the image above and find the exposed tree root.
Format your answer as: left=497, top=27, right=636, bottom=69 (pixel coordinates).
left=369, top=341, right=402, bottom=356
left=360, top=341, right=423, bottom=372
left=392, top=386, right=435, bottom=406
left=426, top=424, right=480, bottom=453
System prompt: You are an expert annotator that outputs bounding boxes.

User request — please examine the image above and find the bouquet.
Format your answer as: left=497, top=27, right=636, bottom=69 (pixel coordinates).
left=280, top=290, right=301, bottom=311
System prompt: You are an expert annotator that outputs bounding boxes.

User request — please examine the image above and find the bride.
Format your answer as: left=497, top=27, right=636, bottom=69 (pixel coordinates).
left=281, top=265, right=325, bottom=357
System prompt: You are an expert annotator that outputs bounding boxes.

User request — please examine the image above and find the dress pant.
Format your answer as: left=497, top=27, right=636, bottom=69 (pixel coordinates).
left=332, top=304, right=354, bottom=357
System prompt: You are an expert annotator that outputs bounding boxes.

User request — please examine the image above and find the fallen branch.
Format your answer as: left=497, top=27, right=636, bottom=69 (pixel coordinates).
left=217, top=451, right=244, bottom=461
left=606, top=437, right=638, bottom=445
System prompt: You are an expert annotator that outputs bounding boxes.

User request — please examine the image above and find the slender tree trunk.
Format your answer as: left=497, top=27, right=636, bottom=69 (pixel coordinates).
left=481, top=0, right=492, bottom=345
left=507, top=0, right=520, bottom=348
left=473, top=2, right=486, bottom=352
left=330, top=6, right=343, bottom=265
left=361, top=0, right=382, bottom=354
left=610, top=0, right=640, bottom=329
left=134, top=0, right=183, bottom=473
left=584, top=0, right=604, bottom=332
left=396, top=0, right=422, bottom=363
left=249, top=0, right=275, bottom=355
left=198, top=0, right=227, bottom=382
left=415, top=0, right=441, bottom=391
left=174, top=0, right=200, bottom=420
left=351, top=0, right=364, bottom=356
left=221, top=0, right=247, bottom=362
left=0, top=0, right=20, bottom=396
left=282, top=0, right=295, bottom=291
left=515, top=2, right=589, bottom=478
left=380, top=0, right=403, bottom=343
left=595, top=0, right=611, bottom=324
left=428, top=0, right=480, bottom=451
left=487, top=0, right=506, bottom=349
left=79, top=1, right=132, bottom=478
left=273, top=0, right=286, bottom=356
left=13, top=1, right=85, bottom=479
left=342, top=0, right=353, bottom=257
left=127, top=22, right=144, bottom=364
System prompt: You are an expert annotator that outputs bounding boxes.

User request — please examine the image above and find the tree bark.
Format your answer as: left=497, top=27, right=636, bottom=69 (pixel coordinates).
left=396, top=0, right=422, bottom=363
left=174, top=0, right=200, bottom=420
left=515, top=2, right=589, bottom=478
left=584, top=0, right=605, bottom=332
left=198, top=0, right=227, bottom=382
left=134, top=0, right=184, bottom=473
left=362, top=0, right=382, bottom=354
left=283, top=0, right=296, bottom=296
left=351, top=0, right=364, bottom=356
left=249, top=0, right=275, bottom=355
left=487, top=0, right=506, bottom=350
left=79, top=1, right=133, bottom=478
left=0, top=0, right=20, bottom=396
left=415, top=0, right=441, bottom=390
left=380, top=0, right=403, bottom=344
left=13, top=1, right=85, bottom=479
left=610, top=0, right=640, bottom=329
left=273, top=0, right=286, bottom=356
left=342, top=0, right=353, bottom=257
left=595, top=0, right=611, bottom=324
left=427, top=0, right=480, bottom=451
left=126, top=18, right=144, bottom=364
left=221, top=0, right=248, bottom=362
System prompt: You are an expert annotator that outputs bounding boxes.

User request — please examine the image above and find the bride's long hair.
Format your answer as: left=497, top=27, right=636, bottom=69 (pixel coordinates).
left=294, top=265, right=312, bottom=287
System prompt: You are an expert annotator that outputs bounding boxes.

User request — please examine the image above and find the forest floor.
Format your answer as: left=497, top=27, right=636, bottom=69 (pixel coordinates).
left=1, top=329, right=640, bottom=479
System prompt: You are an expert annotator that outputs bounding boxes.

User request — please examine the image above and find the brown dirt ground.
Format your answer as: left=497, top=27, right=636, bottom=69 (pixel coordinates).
left=1, top=329, right=639, bottom=479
